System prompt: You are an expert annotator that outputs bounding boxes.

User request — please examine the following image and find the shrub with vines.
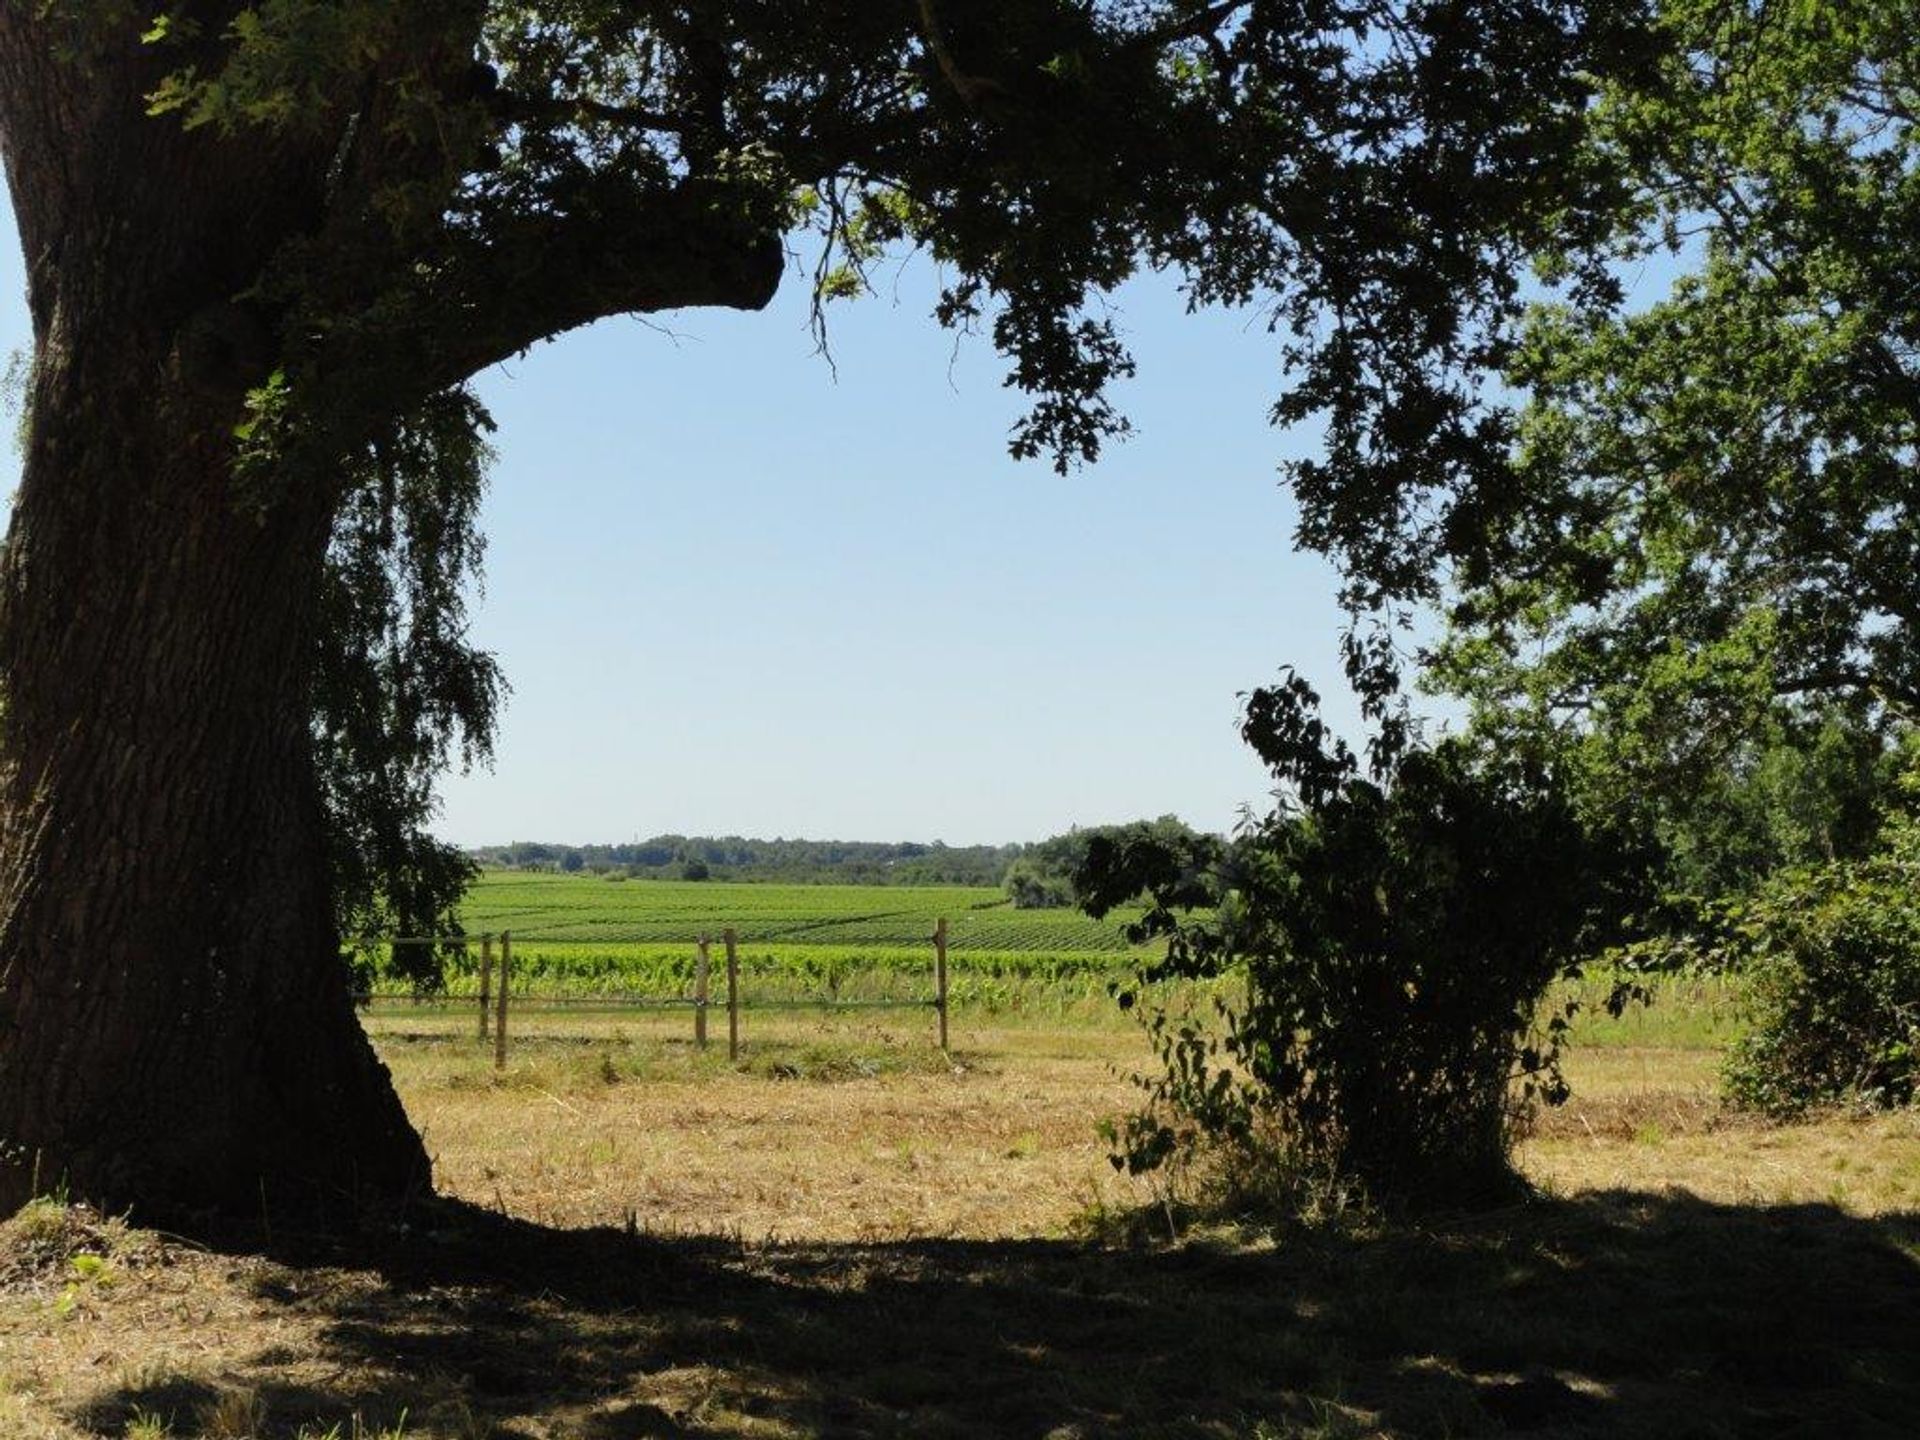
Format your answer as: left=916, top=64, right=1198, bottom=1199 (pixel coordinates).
left=1078, top=675, right=1644, bottom=1214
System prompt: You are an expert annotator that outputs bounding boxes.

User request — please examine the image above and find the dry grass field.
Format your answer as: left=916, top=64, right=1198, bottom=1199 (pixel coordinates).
left=385, top=1006, right=1920, bottom=1238
left=2, top=996, right=1917, bottom=1439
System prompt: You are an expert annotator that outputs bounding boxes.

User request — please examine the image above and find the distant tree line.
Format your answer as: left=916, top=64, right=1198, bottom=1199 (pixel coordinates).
left=474, top=835, right=1028, bottom=887
left=473, top=822, right=1218, bottom=896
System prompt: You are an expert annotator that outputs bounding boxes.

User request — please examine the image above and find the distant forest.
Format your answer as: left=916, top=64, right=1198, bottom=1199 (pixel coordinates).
left=470, top=820, right=1203, bottom=893
left=472, top=836, right=1028, bottom=886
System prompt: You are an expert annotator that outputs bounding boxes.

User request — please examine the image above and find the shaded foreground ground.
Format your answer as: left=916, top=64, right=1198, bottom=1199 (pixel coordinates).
left=4, top=1190, right=1918, bottom=1438
left=2, top=1013, right=1917, bottom=1437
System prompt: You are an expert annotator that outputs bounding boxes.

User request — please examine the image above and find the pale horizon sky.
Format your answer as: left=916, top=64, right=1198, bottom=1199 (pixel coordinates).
left=1, top=190, right=1410, bottom=848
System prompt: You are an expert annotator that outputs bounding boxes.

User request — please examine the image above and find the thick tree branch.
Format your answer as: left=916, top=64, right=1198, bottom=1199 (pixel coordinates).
left=914, top=0, right=1006, bottom=111
left=308, top=176, right=782, bottom=441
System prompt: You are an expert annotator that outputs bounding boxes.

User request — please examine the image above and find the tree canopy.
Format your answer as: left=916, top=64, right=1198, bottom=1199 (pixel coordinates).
left=1420, top=0, right=1917, bottom=781
left=0, top=0, right=1667, bottom=1218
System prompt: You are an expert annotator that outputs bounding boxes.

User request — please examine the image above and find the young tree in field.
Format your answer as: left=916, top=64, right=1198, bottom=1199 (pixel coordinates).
left=0, top=0, right=1650, bottom=1221
left=1078, top=677, right=1643, bottom=1211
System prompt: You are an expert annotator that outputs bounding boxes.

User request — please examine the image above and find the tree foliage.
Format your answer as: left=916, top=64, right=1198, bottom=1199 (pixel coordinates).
left=35, top=0, right=1664, bottom=977
left=1341, top=8, right=1920, bottom=1143
left=1628, top=709, right=1907, bottom=904
left=1003, top=817, right=1210, bottom=909
left=478, top=835, right=1023, bottom=885
left=1720, top=767, right=1920, bottom=1117
left=318, top=387, right=502, bottom=990
left=0, top=0, right=1684, bottom=1215
left=128, top=0, right=1665, bottom=624
left=1424, top=0, right=1918, bottom=793
left=1003, top=857, right=1075, bottom=910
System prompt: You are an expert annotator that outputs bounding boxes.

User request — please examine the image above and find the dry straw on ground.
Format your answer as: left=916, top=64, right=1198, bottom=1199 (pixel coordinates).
left=1, top=1010, right=1915, bottom=1438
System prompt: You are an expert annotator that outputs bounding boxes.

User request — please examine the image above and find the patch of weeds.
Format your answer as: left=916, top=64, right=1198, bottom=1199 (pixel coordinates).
left=1247, top=1394, right=1380, bottom=1439
left=1070, top=1129, right=1378, bottom=1249
left=1067, top=1171, right=1188, bottom=1248
left=413, top=1390, right=488, bottom=1440
left=7, top=1195, right=74, bottom=1244
left=293, top=1414, right=412, bottom=1440
left=53, top=1251, right=116, bottom=1319
left=0, top=1198, right=158, bottom=1290
left=82, top=1360, right=216, bottom=1438
left=195, top=1388, right=266, bottom=1440
left=741, top=1041, right=950, bottom=1083
left=554, top=1042, right=664, bottom=1092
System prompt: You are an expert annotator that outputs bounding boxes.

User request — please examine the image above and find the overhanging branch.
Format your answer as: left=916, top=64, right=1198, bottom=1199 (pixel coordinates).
left=306, top=176, right=783, bottom=440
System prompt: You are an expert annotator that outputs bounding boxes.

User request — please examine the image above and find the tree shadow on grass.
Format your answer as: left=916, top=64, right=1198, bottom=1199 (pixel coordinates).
left=82, top=1191, right=1920, bottom=1439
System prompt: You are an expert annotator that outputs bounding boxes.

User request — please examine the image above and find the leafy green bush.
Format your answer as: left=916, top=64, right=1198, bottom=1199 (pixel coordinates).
left=1003, top=857, right=1075, bottom=909
left=1079, top=676, right=1642, bottom=1214
left=1721, top=790, right=1920, bottom=1117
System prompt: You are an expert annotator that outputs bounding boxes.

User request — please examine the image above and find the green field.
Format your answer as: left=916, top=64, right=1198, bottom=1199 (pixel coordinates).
left=383, top=872, right=1744, bottom=1048
left=417, top=871, right=1147, bottom=999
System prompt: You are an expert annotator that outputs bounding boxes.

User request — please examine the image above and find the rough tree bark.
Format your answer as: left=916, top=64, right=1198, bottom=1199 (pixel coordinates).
left=0, top=7, right=778, bottom=1221
left=0, top=11, right=433, bottom=1220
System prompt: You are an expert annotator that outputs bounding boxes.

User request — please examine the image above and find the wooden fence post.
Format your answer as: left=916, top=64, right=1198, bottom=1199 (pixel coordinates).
left=694, top=936, right=711, bottom=1050
left=935, top=917, right=950, bottom=1051
left=494, top=930, right=511, bottom=1071
left=724, top=927, right=740, bottom=1061
left=478, top=933, right=494, bottom=1042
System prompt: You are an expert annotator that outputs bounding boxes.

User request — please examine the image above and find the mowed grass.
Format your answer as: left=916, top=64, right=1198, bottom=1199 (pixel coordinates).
left=368, top=977, right=1915, bottom=1239
left=3, top=963, right=1917, bottom=1438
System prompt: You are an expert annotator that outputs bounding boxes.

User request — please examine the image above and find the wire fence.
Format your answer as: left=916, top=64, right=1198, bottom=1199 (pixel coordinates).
left=352, top=922, right=953, bottom=1066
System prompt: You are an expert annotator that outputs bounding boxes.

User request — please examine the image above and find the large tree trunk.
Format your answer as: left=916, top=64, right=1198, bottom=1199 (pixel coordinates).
left=0, top=7, right=783, bottom=1223
left=0, top=362, right=430, bottom=1220
left=0, top=10, right=429, bottom=1222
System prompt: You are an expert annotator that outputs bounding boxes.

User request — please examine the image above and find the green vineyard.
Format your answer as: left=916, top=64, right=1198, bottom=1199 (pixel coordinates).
left=412, top=871, right=1151, bottom=996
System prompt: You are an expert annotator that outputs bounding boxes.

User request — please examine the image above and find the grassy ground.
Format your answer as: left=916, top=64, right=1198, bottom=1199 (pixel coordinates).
left=2, top=984, right=1916, bottom=1438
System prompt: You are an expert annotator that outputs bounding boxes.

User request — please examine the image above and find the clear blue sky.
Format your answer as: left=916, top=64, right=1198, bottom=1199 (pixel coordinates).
left=0, top=190, right=1385, bottom=847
